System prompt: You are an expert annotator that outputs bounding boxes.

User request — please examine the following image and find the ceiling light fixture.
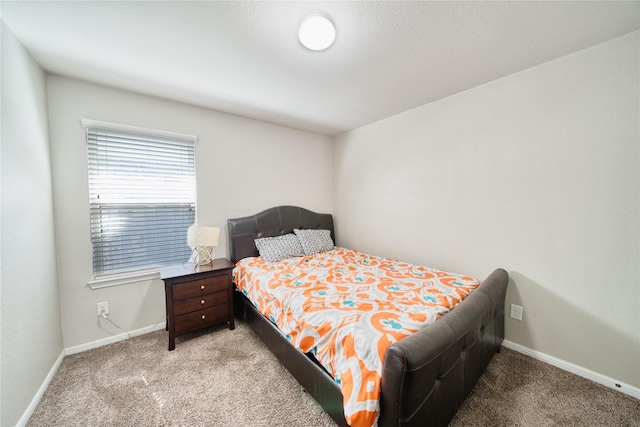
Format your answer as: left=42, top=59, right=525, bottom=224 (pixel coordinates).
left=298, top=14, right=336, bottom=51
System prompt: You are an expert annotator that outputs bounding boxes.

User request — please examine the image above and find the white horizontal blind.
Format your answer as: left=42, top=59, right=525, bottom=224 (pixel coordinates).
left=87, top=127, right=195, bottom=276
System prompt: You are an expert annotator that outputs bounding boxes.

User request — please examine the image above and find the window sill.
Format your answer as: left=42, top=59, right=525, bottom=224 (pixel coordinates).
left=88, top=268, right=161, bottom=289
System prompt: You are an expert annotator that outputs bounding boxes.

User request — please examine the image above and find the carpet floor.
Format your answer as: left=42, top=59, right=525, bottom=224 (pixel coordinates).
left=27, top=320, right=639, bottom=426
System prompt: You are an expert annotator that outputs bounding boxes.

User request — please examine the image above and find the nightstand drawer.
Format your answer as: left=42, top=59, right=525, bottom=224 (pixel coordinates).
left=173, top=275, right=228, bottom=300
left=174, top=305, right=230, bottom=335
left=173, top=291, right=228, bottom=316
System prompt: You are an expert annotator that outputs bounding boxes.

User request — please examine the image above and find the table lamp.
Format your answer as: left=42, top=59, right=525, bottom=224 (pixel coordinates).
left=187, top=225, right=220, bottom=265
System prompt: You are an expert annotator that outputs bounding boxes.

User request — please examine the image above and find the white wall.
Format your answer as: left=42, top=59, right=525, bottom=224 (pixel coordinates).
left=334, top=32, right=639, bottom=389
left=46, top=76, right=333, bottom=349
left=0, top=22, right=64, bottom=426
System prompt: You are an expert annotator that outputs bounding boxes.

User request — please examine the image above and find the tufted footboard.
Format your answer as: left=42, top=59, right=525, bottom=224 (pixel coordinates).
left=379, top=268, right=508, bottom=426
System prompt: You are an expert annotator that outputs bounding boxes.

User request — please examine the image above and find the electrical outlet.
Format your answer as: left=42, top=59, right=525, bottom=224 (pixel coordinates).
left=510, top=304, right=523, bottom=321
left=97, top=301, right=109, bottom=316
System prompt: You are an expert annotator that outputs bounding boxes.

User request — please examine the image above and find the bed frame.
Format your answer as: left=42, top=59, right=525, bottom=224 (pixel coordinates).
left=227, top=206, right=508, bottom=427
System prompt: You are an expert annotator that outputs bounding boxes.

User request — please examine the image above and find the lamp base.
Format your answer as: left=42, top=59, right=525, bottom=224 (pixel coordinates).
left=190, top=246, right=216, bottom=265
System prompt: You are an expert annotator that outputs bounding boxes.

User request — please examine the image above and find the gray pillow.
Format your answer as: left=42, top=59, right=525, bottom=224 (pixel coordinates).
left=293, top=229, right=334, bottom=256
left=254, top=233, right=304, bottom=263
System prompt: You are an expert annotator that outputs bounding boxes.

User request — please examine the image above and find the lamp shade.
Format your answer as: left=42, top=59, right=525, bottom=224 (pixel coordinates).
left=187, top=225, right=220, bottom=248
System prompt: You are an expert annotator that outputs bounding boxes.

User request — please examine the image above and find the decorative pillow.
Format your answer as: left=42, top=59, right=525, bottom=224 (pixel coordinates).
left=294, top=229, right=334, bottom=256
left=254, top=233, right=304, bottom=263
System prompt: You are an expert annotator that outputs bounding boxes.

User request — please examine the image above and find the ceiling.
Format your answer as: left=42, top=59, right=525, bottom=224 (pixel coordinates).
left=2, top=1, right=639, bottom=136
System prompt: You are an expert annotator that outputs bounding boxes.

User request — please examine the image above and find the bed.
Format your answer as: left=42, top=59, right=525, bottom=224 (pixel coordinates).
left=227, top=206, right=508, bottom=427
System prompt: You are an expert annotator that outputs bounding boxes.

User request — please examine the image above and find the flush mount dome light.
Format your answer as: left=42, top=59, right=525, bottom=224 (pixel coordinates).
left=298, top=14, right=336, bottom=51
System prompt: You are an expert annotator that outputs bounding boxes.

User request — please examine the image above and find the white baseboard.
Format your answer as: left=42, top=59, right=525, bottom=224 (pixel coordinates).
left=15, top=349, right=65, bottom=427
left=502, top=339, right=640, bottom=400
left=65, top=321, right=166, bottom=355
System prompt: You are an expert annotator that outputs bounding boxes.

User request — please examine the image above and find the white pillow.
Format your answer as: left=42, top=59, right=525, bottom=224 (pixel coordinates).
left=293, top=229, right=334, bottom=256
left=254, top=233, right=304, bottom=263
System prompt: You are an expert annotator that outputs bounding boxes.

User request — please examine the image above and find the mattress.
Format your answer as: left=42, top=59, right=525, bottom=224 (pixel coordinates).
left=233, top=247, right=480, bottom=427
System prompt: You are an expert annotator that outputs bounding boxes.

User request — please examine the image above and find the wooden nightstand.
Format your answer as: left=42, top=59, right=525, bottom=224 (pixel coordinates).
left=160, top=258, right=235, bottom=351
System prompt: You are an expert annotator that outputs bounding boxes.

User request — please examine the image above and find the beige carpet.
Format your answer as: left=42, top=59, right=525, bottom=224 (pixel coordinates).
left=28, top=320, right=640, bottom=426
left=450, top=346, right=640, bottom=426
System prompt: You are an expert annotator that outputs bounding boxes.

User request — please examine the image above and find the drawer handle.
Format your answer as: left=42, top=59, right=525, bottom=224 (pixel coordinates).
left=201, top=315, right=206, bottom=320
left=200, top=299, right=205, bottom=305
left=200, top=285, right=205, bottom=290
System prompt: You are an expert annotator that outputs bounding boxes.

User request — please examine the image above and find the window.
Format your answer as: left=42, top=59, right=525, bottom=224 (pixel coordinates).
left=84, top=120, right=196, bottom=279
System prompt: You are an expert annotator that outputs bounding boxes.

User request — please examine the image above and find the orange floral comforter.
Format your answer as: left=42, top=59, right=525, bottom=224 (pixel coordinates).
left=233, top=247, right=479, bottom=427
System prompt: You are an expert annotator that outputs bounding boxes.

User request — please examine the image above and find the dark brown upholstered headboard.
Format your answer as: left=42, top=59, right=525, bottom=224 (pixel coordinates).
left=227, top=206, right=335, bottom=263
